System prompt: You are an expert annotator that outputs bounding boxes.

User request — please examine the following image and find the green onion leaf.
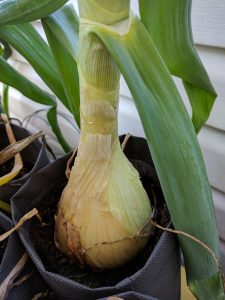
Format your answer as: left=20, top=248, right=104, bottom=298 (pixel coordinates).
left=0, top=56, right=55, bottom=106
left=47, top=106, right=71, bottom=152
left=0, top=0, right=69, bottom=25
left=139, top=0, right=216, bottom=133
left=90, top=16, right=224, bottom=299
left=42, top=4, right=80, bottom=127
left=0, top=23, right=69, bottom=110
left=0, top=57, right=70, bottom=152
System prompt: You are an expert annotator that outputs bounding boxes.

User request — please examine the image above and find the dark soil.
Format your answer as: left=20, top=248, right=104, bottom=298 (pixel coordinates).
left=0, top=227, right=7, bottom=264
left=30, top=156, right=170, bottom=289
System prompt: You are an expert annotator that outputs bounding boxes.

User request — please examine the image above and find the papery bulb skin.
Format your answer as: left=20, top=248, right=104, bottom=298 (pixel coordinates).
left=55, top=136, right=152, bottom=269
left=54, top=0, right=152, bottom=270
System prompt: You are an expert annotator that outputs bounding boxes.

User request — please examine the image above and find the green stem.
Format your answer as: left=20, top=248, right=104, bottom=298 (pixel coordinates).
left=3, top=84, right=9, bottom=117
left=0, top=200, right=11, bottom=215
left=78, top=0, right=130, bottom=147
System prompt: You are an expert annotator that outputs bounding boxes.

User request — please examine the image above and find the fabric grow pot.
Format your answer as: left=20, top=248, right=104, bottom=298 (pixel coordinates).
left=0, top=211, right=48, bottom=299
left=98, top=291, right=158, bottom=299
left=11, top=136, right=181, bottom=300
left=0, top=122, right=49, bottom=203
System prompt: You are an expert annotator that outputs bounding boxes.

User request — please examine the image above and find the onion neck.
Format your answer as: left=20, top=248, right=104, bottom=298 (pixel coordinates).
left=78, top=31, right=120, bottom=146
left=78, top=0, right=130, bottom=149
left=78, top=0, right=130, bottom=25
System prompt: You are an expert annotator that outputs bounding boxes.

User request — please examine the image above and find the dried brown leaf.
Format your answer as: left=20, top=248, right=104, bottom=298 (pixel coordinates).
left=0, top=253, right=28, bottom=300
left=32, top=290, right=53, bottom=300
left=0, top=208, right=38, bottom=242
left=0, top=113, right=23, bottom=185
left=0, top=131, right=44, bottom=165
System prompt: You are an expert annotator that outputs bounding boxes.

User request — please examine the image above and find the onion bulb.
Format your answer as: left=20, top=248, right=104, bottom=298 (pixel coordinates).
left=54, top=0, right=152, bottom=269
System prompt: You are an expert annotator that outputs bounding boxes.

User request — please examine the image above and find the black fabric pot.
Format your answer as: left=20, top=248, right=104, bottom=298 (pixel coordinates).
left=98, top=291, right=157, bottom=299
left=0, top=123, right=49, bottom=203
left=12, top=136, right=181, bottom=300
left=0, top=211, right=48, bottom=299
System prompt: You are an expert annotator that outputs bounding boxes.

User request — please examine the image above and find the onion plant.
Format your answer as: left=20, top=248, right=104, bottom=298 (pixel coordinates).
left=0, top=0, right=224, bottom=299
